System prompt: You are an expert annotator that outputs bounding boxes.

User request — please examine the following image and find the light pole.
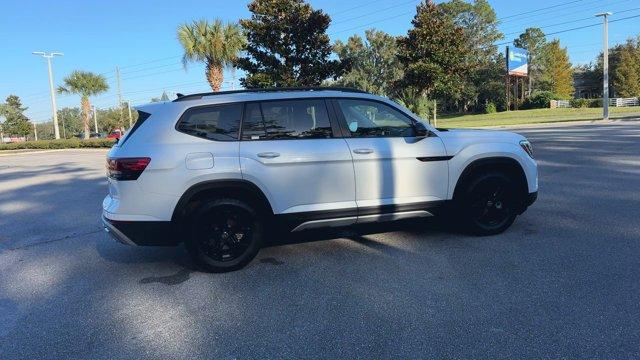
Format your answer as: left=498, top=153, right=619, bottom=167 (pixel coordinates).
left=126, top=100, right=133, bottom=128
left=93, top=106, right=99, bottom=133
left=33, top=51, right=64, bottom=139
left=595, top=12, right=612, bottom=120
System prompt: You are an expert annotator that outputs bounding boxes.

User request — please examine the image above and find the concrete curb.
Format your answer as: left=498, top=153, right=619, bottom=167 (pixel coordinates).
left=0, top=148, right=110, bottom=157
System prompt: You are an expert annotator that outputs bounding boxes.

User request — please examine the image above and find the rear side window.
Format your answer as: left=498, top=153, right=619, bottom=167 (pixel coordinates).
left=119, top=110, right=150, bottom=146
left=177, top=104, right=242, bottom=141
left=241, top=99, right=332, bottom=140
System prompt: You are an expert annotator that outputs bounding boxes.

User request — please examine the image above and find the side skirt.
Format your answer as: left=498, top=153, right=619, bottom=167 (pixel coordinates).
left=275, top=200, right=447, bottom=233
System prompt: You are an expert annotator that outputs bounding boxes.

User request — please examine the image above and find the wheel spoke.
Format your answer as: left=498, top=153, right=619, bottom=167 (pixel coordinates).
left=196, top=206, right=254, bottom=262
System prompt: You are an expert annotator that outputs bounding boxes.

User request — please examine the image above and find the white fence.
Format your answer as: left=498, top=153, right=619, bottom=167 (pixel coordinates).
left=551, top=97, right=640, bottom=108
left=551, top=100, right=571, bottom=108
left=610, top=97, right=639, bottom=107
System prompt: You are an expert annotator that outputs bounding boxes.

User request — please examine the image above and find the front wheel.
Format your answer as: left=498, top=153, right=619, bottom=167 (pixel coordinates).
left=457, top=172, right=519, bottom=236
left=185, top=198, right=263, bottom=272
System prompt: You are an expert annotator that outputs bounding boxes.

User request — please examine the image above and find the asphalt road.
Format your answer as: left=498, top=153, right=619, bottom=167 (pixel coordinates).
left=1, top=121, right=639, bottom=359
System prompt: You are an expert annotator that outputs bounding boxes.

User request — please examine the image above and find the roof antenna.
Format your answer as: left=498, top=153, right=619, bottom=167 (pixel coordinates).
left=176, top=93, right=185, bottom=98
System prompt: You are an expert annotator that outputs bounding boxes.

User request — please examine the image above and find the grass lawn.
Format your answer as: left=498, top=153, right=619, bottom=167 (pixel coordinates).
left=435, top=107, right=640, bottom=128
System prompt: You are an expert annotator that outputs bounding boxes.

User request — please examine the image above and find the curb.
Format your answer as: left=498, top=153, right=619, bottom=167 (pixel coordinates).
left=0, top=148, right=110, bottom=157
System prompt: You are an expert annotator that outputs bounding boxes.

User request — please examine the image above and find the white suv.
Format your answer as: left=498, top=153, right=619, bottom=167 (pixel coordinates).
left=102, top=88, right=537, bottom=272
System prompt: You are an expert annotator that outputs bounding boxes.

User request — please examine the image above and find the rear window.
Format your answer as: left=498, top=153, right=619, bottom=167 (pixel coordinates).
left=241, top=99, right=332, bottom=140
left=177, top=104, right=242, bottom=141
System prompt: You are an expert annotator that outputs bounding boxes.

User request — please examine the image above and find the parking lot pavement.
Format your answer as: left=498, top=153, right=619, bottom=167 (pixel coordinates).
left=1, top=121, right=639, bottom=359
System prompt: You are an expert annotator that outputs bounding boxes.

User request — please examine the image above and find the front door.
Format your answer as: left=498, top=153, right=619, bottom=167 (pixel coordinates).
left=332, top=98, right=448, bottom=219
left=239, top=98, right=356, bottom=222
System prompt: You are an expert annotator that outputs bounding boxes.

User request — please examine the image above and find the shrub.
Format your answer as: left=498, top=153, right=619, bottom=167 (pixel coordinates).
left=570, top=98, right=591, bottom=108
left=522, top=91, right=556, bottom=109
left=589, top=98, right=603, bottom=108
left=0, top=138, right=115, bottom=151
left=484, top=102, right=497, bottom=114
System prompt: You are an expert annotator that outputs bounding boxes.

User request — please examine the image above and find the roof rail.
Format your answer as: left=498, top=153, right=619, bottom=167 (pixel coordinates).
left=173, top=87, right=368, bottom=102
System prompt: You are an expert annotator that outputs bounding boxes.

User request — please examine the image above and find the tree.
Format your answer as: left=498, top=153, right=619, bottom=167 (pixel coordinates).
left=514, top=27, right=547, bottom=94
left=396, top=1, right=467, bottom=100
left=538, top=40, right=574, bottom=99
left=56, top=107, right=83, bottom=138
left=333, top=29, right=403, bottom=96
left=236, top=0, right=343, bottom=88
left=98, top=107, right=133, bottom=133
left=440, top=0, right=503, bottom=112
left=58, top=71, right=109, bottom=139
left=177, top=19, right=246, bottom=91
left=612, top=38, right=640, bottom=97
left=0, top=95, right=32, bottom=138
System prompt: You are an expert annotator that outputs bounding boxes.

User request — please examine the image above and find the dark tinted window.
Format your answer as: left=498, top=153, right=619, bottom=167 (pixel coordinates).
left=177, top=104, right=242, bottom=141
left=241, top=99, right=332, bottom=140
left=241, top=103, right=266, bottom=140
left=337, top=99, right=415, bottom=137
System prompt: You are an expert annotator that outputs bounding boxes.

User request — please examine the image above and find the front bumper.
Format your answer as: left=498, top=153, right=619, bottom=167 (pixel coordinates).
left=526, top=191, right=538, bottom=207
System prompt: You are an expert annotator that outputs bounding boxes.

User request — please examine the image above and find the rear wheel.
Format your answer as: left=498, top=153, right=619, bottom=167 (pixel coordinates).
left=185, top=198, right=263, bottom=272
left=457, top=172, right=519, bottom=235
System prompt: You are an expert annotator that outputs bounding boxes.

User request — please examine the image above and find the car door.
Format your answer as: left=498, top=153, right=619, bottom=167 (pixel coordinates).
left=239, top=98, right=357, bottom=223
left=331, top=98, right=448, bottom=220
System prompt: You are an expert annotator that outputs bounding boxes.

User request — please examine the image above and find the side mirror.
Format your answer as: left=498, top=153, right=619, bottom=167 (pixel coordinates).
left=413, top=121, right=429, bottom=137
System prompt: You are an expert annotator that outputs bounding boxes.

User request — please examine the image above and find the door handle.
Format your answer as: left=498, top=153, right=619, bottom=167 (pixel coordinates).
left=257, top=152, right=280, bottom=159
left=353, top=148, right=373, bottom=154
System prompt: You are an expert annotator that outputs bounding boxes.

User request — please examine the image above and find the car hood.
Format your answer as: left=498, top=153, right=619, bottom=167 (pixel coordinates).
left=436, top=128, right=527, bottom=155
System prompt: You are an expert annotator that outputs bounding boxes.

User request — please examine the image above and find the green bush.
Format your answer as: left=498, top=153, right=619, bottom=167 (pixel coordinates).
left=484, top=102, right=497, bottom=114
left=0, top=138, right=115, bottom=151
left=589, top=98, right=603, bottom=108
left=570, top=98, right=591, bottom=108
left=522, top=91, right=556, bottom=109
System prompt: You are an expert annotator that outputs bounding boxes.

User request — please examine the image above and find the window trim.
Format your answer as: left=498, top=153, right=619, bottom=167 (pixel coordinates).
left=174, top=96, right=433, bottom=142
left=330, top=97, right=425, bottom=139
left=239, top=98, right=338, bottom=141
left=175, top=102, right=245, bottom=142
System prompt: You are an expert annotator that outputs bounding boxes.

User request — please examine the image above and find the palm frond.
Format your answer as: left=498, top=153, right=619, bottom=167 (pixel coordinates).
left=176, top=19, right=246, bottom=70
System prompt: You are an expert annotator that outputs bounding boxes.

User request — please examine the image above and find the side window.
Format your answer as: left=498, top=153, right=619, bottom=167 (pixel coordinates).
left=241, top=99, right=333, bottom=140
left=177, top=103, right=242, bottom=141
left=336, top=99, right=415, bottom=138
left=241, top=103, right=266, bottom=140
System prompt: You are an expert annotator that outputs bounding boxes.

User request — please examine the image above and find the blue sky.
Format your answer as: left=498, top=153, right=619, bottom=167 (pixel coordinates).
left=2, top=0, right=639, bottom=123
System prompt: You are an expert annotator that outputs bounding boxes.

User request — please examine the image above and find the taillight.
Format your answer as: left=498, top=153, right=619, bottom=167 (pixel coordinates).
left=106, top=157, right=151, bottom=181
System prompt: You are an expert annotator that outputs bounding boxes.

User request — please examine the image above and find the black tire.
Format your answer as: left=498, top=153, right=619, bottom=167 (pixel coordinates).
left=185, top=198, right=263, bottom=272
left=456, top=172, right=519, bottom=236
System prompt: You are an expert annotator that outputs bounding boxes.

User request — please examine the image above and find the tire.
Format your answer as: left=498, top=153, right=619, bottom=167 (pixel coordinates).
left=456, top=172, right=519, bottom=236
left=185, top=198, right=263, bottom=272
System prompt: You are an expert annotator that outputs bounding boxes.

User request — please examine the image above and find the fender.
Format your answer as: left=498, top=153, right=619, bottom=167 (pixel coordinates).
left=449, top=156, right=528, bottom=199
left=171, top=179, right=273, bottom=222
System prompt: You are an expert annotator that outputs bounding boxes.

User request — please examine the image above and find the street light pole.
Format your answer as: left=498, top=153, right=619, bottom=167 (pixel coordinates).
left=33, top=51, right=63, bottom=139
left=595, top=12, right=612, bottom=121
left=126, top=101, right=133, bottom=128
left=93, top=106, right=99, bottom=133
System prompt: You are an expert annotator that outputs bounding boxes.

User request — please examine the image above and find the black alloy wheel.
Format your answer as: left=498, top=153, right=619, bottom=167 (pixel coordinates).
left=186, top=198, right=262, bottom=272
left=461, top=172, right=518, bottom=235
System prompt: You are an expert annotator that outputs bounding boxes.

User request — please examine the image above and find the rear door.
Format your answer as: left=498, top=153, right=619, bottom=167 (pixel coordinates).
left=239, top=98, right=356, bottom=220
left=331, top=98, right=448, bottom=220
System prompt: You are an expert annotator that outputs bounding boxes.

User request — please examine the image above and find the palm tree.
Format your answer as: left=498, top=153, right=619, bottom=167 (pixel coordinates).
left=177, top=19, right=246, bottom=91
left=58, top=71, right=109, bottom=139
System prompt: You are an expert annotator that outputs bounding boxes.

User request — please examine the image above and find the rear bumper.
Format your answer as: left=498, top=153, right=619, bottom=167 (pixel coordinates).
left=102, top=215, right=137, bottom=245
left=102, top=213, right=180, bottom=246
